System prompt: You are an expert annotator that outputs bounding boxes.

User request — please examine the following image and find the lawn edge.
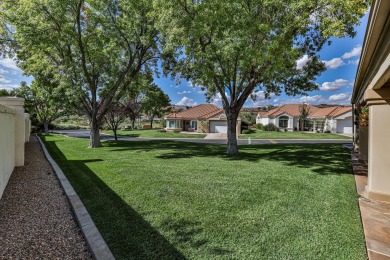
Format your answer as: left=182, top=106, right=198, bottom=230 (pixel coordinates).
left=36, top=134, right=116, bottom=260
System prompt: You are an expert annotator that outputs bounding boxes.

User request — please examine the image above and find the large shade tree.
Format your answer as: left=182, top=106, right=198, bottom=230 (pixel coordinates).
left=16, top=79, right=68, bottom=134
left=141, top=84, right=170, bottom=128
left=2, top=0, right=160, bottom=147
left=155, top=0, right=369, bottom=155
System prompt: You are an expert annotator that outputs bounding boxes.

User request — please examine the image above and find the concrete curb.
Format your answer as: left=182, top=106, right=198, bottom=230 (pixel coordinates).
left=36, top=135, right=115, bottom=260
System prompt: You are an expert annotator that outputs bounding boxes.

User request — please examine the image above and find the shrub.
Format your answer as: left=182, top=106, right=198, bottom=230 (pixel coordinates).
left=52, top=124, right=89, bottom=130
left=157, top=129, right=166, bottom=133
left=254, top=123, right=264, bottom=130
left=173, top=129, right=181, bottom=133
left=31, top=125, right=39, bottom=133
left=242, top=129, right=255, bottom=134
left=160, top=118, right=166, bottom=128
left=264, top=123, right=278, bottom=131
left=241, top=121, right=249, bottom=131
left=284, top=128, right=288, bottom=132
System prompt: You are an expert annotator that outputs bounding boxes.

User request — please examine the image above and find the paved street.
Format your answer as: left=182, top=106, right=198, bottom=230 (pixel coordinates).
left=52, top=130, right=352, bottom=145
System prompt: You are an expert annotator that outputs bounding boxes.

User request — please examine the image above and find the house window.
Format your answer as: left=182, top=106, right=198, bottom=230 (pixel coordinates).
left=191, top=121, right=197, bottom=130
left=175, top=121, right=181, bottom=128
left=279, top=116, right=288, bottom=128
left=168, top=120, right=175, bottom=128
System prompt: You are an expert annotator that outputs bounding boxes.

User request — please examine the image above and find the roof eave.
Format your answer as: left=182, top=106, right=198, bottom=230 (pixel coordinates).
left=352, top=0, right=389, bottom=103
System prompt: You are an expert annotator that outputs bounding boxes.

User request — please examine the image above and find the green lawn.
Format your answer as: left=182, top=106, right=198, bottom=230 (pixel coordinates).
left=104, top=129, right=206, bottom=139
left=240, top=131, right=351, bottom=139
left=41, top=134, right=365, bottom=260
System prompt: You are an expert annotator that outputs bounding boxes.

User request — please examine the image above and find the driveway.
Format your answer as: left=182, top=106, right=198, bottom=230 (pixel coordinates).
left=204, top=133, right=227, bottom=140
left=52, top=130, right=352, bottom=145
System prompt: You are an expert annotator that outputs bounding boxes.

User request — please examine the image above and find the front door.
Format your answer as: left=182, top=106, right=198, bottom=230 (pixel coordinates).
left=183, top=120, right=190, bottom=131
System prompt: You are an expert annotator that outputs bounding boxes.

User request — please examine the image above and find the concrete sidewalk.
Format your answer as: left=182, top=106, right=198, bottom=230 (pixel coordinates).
left=351, top=151, right=390, bottom=259
left=203, top=133, right=227, bottom=139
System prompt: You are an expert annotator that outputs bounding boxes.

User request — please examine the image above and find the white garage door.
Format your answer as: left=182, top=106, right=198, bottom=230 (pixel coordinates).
left=336, top=117, right=352, bottom=134
left=210, top=121, right=228, bottom=133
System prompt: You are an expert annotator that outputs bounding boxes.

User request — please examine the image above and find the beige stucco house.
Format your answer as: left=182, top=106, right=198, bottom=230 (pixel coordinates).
left=256, top=104, right=352, bottom=133
left=352, top=0, right=390, bottom=202
left=165, top=104, right=241, bottom=134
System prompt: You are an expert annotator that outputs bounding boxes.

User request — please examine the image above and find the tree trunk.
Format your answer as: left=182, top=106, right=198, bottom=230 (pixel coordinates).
left=150, top=116, right=154, bottom=129
left=226, top=113, right=239, bottom=155
left=43, top=121, right=49, bottom=135
left=131, top=119, right=135, bottom=130
left=113, top=126, right=118, bottom=141
left=89, top=117, right=102, bottom=148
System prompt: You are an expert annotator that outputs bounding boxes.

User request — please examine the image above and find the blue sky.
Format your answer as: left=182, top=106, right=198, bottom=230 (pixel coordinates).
left=0, top=13, right=368, bottom=108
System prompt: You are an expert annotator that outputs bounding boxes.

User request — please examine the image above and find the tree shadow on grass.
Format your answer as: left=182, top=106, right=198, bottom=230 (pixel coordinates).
left=42, top=139, right=187, bottom=260
left=117, top=133, right=141, bottom=138
left=160, top=219, right=208, bottom=249
left=105, top=140, right=353, bottom=176
left=251, top=144, right=354, bottom=176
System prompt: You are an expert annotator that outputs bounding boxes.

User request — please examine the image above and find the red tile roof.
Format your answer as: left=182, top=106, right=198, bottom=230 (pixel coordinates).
left=256, top=111, right=268, bottom=117
left=261, top=104, right=319, bottom=117
left=310, top=107, right=338, bottom=117
left=329, top=106, right=352, bottom=117
left=259, top=104, right=352, bottom=118
left=165, top=104, right=223, bottom=120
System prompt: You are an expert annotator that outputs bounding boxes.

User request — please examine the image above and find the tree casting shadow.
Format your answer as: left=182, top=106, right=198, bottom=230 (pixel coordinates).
left=105, top=140, right=353, bottom=176
left=42, top=138, right=187, bottom=260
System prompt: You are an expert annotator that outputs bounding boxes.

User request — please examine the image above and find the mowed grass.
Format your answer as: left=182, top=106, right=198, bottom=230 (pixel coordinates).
left=240, top=131, right=351, bottom=139
left=41, top=134, right=365, bottom=259
left=104, top=129, right=206, bottom=139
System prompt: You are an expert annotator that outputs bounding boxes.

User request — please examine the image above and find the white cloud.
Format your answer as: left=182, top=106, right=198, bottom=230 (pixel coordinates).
left=177, top=90, right=191, bottom=95
left=296, top=55, right=310, bottom=70
left=211, top=92, right=231, bottom=105
left=0, top=58, right=21, bottom=71
left=328, top=93, right=350, bottom=101
left=249, top=91, right=275, bottom=106
left=0, top=68, right=9, bottom=75
left=300, top=95, right=324, bottom=104
left=211, top=92, right=223, bottom=104
left=342, top=45, right=362, bottom=59
left=320, top=79, right=349, bottom=92
left=282, top=98, right=303, bottom=105
left=197, top=89, right=206, bottom=94
left=187, top=80, right=196, bottom=87
left=323, top=58, right=345, bottom=69
left=251, top=91, right=265, bottom=100
left=176, top=97, right=197, bottom=106
left=0, top=77, right=11, bottom=83
left=0, top=83, right=19, bottom=90
left=347, top=59, right=360, bottom=65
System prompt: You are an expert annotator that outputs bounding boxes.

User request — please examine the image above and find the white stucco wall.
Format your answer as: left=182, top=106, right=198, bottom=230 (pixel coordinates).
left=0, top=97, right=26, bottom=166
left=336, top=117, right=353, bottom=133
left=259, top=118, right=268, bottom=125
left=293, top=117, right=299, bottom=130
left=25, top=113, right=31, bottom=142
left=324, top=118, right=336, bottom=133
left=0, top=104, right=16, bottom=199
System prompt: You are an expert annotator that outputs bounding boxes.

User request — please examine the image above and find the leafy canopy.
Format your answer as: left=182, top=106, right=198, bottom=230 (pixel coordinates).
left=155, top=0, right=369, bottom=112
left=2, top=0, right=161, bottom=146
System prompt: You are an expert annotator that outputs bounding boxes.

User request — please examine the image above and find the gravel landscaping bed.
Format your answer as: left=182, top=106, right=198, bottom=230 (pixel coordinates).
left=0, top=135, right=92, bottom=259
